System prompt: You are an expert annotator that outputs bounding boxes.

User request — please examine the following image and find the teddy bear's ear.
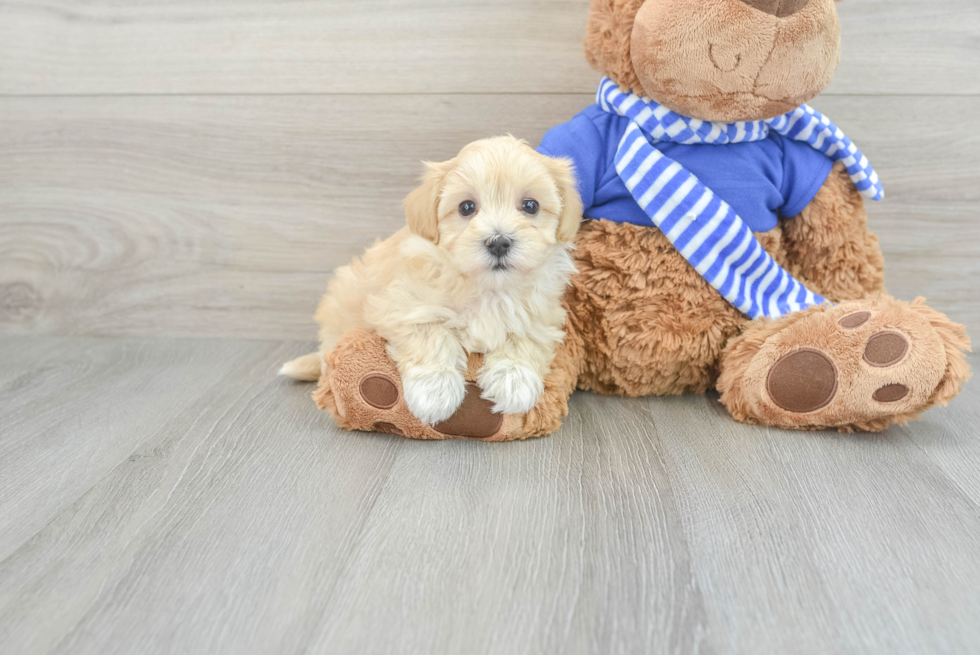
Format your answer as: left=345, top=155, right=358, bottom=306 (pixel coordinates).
left=403, top=159, right=454, bottom=244
left=584, top=0, right=645, bottom=95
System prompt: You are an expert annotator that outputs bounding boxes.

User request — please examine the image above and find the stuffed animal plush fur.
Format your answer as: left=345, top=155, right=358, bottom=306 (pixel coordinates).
left=307, top=0, right=970, bottom=440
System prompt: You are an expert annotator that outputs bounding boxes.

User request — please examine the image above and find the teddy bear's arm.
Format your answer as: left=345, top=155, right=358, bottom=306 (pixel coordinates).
left=780, top=162, right=886, bottom=303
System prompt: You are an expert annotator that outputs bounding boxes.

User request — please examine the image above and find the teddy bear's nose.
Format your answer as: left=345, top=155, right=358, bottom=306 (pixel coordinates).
left=739, top=0, right=810, bottom=18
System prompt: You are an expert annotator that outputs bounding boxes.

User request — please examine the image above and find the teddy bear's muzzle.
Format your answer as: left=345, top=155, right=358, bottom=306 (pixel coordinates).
left=739, top=0, right=810, bottom=18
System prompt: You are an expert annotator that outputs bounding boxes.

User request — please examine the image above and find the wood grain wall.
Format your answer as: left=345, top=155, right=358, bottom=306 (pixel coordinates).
left=2, top=0, right=978, bottom=341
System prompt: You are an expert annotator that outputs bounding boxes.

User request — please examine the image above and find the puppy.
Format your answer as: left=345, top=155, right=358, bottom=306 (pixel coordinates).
left=281, top=136, right=582, bottom=425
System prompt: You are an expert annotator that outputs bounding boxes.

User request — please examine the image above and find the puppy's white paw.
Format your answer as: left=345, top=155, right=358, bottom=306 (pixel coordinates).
left=402, top=369, right=467, bottom=425
left=478, top=361, right=544, bottom=415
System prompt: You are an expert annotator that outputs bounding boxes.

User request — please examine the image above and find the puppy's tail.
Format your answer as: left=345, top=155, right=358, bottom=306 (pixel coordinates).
left=279, top=352, right=323, bottom=382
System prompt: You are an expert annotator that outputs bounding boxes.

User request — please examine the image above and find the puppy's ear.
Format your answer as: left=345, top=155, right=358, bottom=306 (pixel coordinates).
left=404, top=159, right=454, bottom=244
left=547, top=157, right=584, bottom=243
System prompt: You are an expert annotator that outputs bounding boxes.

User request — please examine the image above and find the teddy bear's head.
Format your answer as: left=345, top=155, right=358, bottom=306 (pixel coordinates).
left=585, top=0, right=841, bottom=122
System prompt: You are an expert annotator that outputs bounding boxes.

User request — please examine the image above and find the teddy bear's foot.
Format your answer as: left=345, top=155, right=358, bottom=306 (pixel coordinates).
left=717, top=297, right=971, bottom=432
left=311, top=328, right=528, bottom=441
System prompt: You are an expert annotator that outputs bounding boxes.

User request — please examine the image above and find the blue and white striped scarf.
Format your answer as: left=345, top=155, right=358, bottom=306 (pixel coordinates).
left=597, top=77, right=883, bottom=319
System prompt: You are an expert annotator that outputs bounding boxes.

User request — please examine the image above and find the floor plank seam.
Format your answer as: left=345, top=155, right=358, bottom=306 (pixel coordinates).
left=294, top=437, right=405, bottom=652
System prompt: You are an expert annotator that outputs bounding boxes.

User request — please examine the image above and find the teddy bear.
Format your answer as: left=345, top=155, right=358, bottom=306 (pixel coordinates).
left=309, top=0, right=971, bottom=440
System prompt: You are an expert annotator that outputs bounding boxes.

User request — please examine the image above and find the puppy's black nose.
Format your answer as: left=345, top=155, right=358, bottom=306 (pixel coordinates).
left=485, top=235, right=513, bottom=258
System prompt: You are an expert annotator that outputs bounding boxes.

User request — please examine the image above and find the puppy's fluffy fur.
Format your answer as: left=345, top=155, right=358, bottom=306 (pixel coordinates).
left=281, top=136, right=582, bottom=424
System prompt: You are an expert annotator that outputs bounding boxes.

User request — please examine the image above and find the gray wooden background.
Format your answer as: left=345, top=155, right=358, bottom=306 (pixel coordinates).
left=1, top=1, right=979, bottom=654
left=2, top=0, right=979, bottom=339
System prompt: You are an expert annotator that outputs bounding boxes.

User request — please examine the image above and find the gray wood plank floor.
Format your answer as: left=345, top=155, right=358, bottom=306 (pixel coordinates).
left=2, top=0, right=978, bottom=652
left=0, top=337, right=977, bottom=654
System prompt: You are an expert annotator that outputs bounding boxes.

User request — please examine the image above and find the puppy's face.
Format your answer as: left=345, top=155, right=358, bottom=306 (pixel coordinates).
left=404, top=136, right=582, bottom=283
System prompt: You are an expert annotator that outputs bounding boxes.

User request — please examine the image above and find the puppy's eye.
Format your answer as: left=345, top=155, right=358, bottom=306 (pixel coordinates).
left=459, top=201, right=477, bottom=217
left=521, top=199, right=540, bottom=215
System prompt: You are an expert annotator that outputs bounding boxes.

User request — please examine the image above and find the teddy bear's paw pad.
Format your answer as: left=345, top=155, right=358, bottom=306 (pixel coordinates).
left=738, top=299, right=953, bottom=430
left=873, top=383, right=910, bottom=403
left=434, top=383, right=504, bottom=440
left=839, top=311, right=871, bottom=329
left=359, top=374, right=400, bottom=409
left=766, top=348, right=838, bottom=413
left=863, top=331, right=909, bottom=367
left=765, top=328, right=917, bottom=416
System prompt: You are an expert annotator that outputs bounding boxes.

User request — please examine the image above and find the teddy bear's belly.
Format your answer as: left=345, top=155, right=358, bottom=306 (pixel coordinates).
left=567, top=219, right=766, bottom=396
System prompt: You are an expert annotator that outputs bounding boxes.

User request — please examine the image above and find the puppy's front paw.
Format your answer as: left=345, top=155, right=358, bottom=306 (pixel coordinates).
left=478, top=361, right=544, bottom=415
left=402, top=369, right=467, bottom=425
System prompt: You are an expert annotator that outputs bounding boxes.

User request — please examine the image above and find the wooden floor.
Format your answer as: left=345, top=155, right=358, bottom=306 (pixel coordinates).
left=2, top=1, right=979, bottom=653
left=1, top=338, right=978, bottom=654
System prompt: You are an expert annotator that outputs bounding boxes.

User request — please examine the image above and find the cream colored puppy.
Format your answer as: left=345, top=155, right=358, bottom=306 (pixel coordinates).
left=281, top=136, right=582, bottom=425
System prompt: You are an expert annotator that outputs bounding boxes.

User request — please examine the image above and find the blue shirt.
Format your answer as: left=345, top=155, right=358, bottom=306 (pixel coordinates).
left=537, top=104, right=833, bottom=233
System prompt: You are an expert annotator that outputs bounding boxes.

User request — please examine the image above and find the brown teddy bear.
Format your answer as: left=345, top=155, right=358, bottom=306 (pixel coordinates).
left=309, top=0, right=971, bottom=440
